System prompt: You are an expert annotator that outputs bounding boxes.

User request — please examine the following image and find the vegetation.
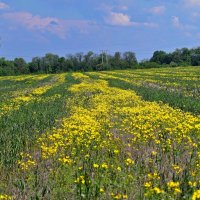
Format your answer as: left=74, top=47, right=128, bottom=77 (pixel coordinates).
left=0, top=67, right=200, bottom=199
left=90, top=67, right=200, bottom=114
left=0, top=51, right=138, bottom=75
left=1, top=46, right=200, bottom=75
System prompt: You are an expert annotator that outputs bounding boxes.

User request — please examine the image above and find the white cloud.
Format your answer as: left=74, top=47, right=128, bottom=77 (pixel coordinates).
left=106, top=12, right=135, bottom=26
left=172, top=15, right=197, bottom=36
left=172, top=16, right=182, bottom=28
left=172, top=16, right=192, bottom=36
left=185, top=0, right=200, bottom=6
left=0, top=2, right=9, bottom=10
left=99, top=3, right=128, bottom=13
left=2, top=12, right=96, bottom=39
left=192, top=12, right=200, bottom=17
left=149, top=6, right=166, bottom=15
left=117, top=5, right=128, bottom=11
left=105, top=12, right=158, bottom=28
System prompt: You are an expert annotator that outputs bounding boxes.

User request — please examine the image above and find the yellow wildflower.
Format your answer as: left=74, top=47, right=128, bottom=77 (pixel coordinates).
left=125, top=158, right=134, bottom=166
left=192, top=190, right=200, bottom=200
left=93, top=163, right=99, bottom=168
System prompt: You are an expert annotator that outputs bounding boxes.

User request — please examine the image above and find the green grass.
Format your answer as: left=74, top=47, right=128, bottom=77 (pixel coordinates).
left=0, top=67, right=200, bottom=199
left=86, top=67, right=200, bottom=114
left=0, top=74, right=78, bottom=167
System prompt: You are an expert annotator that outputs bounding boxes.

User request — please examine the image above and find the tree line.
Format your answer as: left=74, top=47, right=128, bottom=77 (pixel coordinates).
left=0, top=47, right=200, bottom=75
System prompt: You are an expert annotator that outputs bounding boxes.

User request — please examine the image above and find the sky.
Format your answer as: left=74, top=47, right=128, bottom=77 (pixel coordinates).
left=1, top=0, right=200, bottom=61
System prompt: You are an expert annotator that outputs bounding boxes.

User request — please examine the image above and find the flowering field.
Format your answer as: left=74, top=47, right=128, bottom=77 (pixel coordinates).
left=0, top=67, right=200, bottom=200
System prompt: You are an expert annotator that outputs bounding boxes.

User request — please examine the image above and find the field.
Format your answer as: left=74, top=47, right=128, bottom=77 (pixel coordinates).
left=0, top=67, right=200, bottom=200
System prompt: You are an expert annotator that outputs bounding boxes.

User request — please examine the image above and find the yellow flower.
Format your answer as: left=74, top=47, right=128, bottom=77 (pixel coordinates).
left=114, top=150, right=119, bottom=154
left=174, top=188, right=181, bottom=194
left=117, top=166, right=121, bottom=171
left=100, top=188, right=104, bottom=193
left=152, top=187, right=164, bottom=194
left=122, top=194, right=128, bottom=199
left=93, top=163, right=99, bottom=168
left=15, top=70, right=200, bottom=200
left=0, top=194, right=12, bottom=200
left=144, top=182, right=151, bottom=188
left=101, top=163, right=108, bottom=169
left=58, top=156, right=72, bottom=164
left=151, top=151, right=157, bottom=156
left=192, top=190, right=200, bottom=200
left=113, top=194, right=122, bottom=199
left=167, top=181, right=180, bottom=188
left=189, top=181, right=197, bottom=187
left=125, top=158, right=134, bottom=165
left=75, top=176, right=85, bottom=184
left=167, top=181, right=181, bottom=194
left=172, top=164, right=182, bottom=174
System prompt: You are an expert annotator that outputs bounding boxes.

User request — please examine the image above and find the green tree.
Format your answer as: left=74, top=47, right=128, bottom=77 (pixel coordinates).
left=14, top=57, right=28, bottom=74
left=123, top=51, right=137, bottom=68
left=43, top=53, right=59, bottom=73
left=150, top=51, right=167, bottom=64
left=29, top=57, right=42, bottom=73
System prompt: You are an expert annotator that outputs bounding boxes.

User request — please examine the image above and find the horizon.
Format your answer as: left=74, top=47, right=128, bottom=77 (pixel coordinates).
left=1, top=0, right=200, bottom=61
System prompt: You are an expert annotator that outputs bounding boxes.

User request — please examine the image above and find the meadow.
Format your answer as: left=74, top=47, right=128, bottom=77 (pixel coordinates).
left=0, top=66, right=200, bottom=200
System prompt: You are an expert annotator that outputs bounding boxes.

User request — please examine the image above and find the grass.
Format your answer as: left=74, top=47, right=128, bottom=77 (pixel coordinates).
left=86, top=67, right=200, bottom=114
left=0, top=67, right=200, bottom=200
left=0, top=73, right=79, bottom=193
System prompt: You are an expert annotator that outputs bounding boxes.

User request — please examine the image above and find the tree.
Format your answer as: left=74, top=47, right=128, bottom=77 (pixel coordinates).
left=83, top=51, right=94, bottom=70
left=180, top=48, right=191, bottom=65
left=171, top=49, right=182, bottom=64
left=150, top=51, right=167, bottom=64
left=58, top=57, right=66, bottom=72
left=0, top=57, right=15, bottom=75
left=113, top=52, right=122, bottom=69
left=43, top=53, right=59, bottom=73
left=14, top=58, right=28, bottom=74
left=191, top=48, right=200, bottom=66
left=139, top=60, right=161, bottom=69
left=29, top=57, right=42, bottom=73
left=123, top=51, right=137, bottom=68
left=65, top=54, right=75, bottom=71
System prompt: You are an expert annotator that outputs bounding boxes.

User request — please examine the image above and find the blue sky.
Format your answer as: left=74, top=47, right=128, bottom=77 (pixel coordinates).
left=1, top=0, right=200, bottom=61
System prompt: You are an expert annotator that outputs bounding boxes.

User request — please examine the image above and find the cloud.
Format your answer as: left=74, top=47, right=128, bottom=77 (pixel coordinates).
left=118, top=5, right=128, bottom=11
left=148, top=6, right=166, bottom=15
left=99, top=3, right=128, bottom=13
left=105, top=12, right=158, bottom=28
left=2, top=12, right=96, bottom=39
left=191, top=12, right=200, bottom=18
left=106, top=12, right=134, bottom=26
left=192, top=12, right=200, bottom=18
left=172, top=16, right=192, bottom=30
left=0, top=2, right=9, bottom=10
left=172, top=16, right=182, bottom=28
left=101, top=3, right=158, bottom=28
left=185, top=0, right=200, bottom=6
left=172, top=16, right=197, bottom=37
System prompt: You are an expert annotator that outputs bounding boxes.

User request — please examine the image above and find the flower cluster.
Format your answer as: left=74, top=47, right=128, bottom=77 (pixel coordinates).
left=4, top=69, right=200, bottom=199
